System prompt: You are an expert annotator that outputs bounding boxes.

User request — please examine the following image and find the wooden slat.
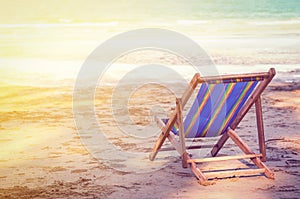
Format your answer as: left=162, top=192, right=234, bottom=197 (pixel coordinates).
left=188, top=154, right=262, bottom=163
left=182, top=73, right=200, bottom=105
left=255, top=96, right=267, bottom=162
left=197, top=72, right=270, bottom=84
left=204, top=168, right=266, bottom=179
left=158, top=146, right=178, bottom=152
left=187, top=144, right=215, bottom=150
left=176, top=98, right=188, bottom=168
left=159, top=144, right=215, bottom=152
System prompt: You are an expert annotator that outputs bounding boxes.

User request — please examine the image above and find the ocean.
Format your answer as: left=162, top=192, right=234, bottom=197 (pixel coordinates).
left=1, top=0, right=299, bottom=70
left=0, top=0, right=300, bottom=110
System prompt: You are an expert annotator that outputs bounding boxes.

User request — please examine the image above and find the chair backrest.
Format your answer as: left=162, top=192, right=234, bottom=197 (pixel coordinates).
left=175, top=76, right=265, bottom=138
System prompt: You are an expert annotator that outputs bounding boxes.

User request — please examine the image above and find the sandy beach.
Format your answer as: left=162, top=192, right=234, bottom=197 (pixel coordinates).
left=0, top=66, right=299, bottom=198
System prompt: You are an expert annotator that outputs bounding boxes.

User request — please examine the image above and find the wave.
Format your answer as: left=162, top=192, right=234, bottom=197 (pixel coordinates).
left=177, top=20, right=209, bottom=25
left=0, top=22, right=119, bottom=28
left=249, top=19, right=300, bottom=25
left=177, top=19, right=300, bottom=27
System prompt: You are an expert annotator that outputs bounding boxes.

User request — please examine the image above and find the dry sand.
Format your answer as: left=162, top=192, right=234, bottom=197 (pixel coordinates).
left=0, top=79, right=299, bottom=199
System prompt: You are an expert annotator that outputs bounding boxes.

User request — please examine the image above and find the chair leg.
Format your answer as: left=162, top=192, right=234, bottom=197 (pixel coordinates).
left=211, top=131, right=229, bottom=157
left=188, top=156, right=208, bottom=184
left=149, top=112, right=177, bottom=161
left=182, top=152, right=188, bottom=168
left=227, top=129, right=274, bottom=179
left=255, top=96, right=267, bottom=162
left=176, top=98, right=188, bottom=168
left=149, top=132, right=167, bottom=161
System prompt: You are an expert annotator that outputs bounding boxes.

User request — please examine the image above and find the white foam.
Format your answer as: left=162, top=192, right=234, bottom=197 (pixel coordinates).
left=249, top=19, right=300, bottom=25
left=0, top=22, right=119, bottom=28
left=177, top=20, right=209, bottom=25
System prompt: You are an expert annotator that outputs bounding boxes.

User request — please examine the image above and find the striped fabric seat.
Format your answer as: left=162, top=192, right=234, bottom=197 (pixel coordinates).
left=165, top=78, right=263, bottom=138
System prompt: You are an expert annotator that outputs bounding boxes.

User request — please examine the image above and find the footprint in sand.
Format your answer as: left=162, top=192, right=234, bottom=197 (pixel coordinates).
left=71, top=169, right=88, bottom=174
left=48, top=166, right=67, bottom=172
left=285, top=159, right=300, bottom=167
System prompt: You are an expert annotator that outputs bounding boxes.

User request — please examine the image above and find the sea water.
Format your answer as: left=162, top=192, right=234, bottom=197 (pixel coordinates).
left=0, top=0, right=299, bottom=91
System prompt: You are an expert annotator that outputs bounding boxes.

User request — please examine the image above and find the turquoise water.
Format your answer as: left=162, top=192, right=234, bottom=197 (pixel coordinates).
left=0, top=0, right=299, bottom=86
left=1, top=0, right=300, bottom=23
left=120, top=0, right=300, bottom=21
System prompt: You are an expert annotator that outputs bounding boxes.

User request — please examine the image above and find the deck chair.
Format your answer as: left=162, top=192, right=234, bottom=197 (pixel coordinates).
left=149, top=68, right=276, bottom=185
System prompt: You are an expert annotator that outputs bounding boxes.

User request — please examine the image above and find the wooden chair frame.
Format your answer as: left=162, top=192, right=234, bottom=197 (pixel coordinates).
left=149, top=68, right=276, bottom=185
